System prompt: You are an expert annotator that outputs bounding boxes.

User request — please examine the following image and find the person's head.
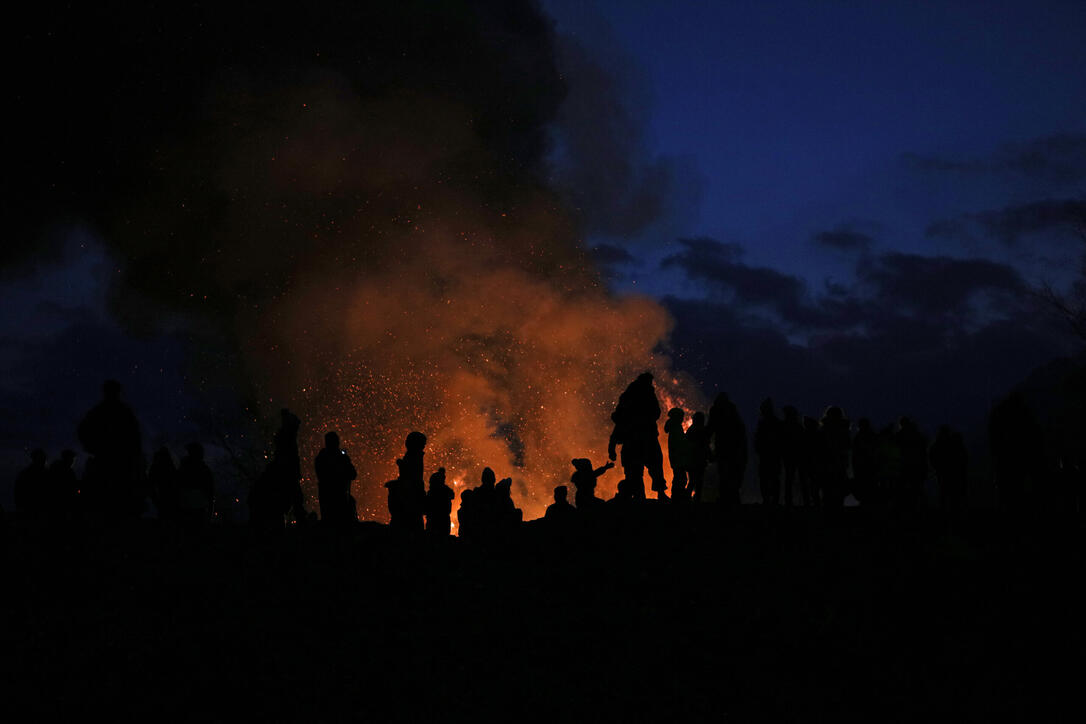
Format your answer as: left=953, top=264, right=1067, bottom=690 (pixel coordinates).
left=429, top=467, right=446, bottom=488
left=571, top=458, right=591, bottom=473
left=898, top=416, right=914, bottom=432
left=691, top=411, right=705, bottom=428
left=30, top=448, right=46, bottom=466
left=637, top=371, right=654, bottom=386
left=280, top=408, right=300, bottom=430
left=823, top=405, right=844, bottom=423
left=405, top=431, right=427, bottom=451
left=554, top=485, right=567, bottom=503
left=668, top=407, right=684, bottom=422
left=186, top=442, right=204, bottom=460
left=714, top=391, right=731, bottom=407
left=103, top=379, right=122, bottom=401
left=760, top=398, right=775, bottom=418
left=324, top=431, right=340, bottom=450
left=858, top=417, right=872, bottom=432
left=481, top=467, right=495, bottom=486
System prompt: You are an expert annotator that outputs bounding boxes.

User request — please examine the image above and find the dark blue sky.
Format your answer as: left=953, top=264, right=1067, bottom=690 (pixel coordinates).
left=542, top=0, right=1085, bottom=486
left=546, top=0, right=1086, bottom=290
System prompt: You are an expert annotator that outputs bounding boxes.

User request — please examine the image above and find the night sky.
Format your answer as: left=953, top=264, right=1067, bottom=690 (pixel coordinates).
left=2, top=1, right=1084, bottom=512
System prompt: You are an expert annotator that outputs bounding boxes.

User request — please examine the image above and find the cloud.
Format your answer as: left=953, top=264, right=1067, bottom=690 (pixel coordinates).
left=904, top=134, right=1086, bottom=185
left=856, top=252, right=1024, bottom=316
left=812, top=228, right=874, bottom=252
left=926, top=198, right=1086, bottom=245
left=661, top=237, right=831, bottom=327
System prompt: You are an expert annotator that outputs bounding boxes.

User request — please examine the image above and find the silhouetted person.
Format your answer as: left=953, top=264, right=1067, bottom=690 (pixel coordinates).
left=608, top=372, right=667, bottom=500
left=387, top=431, right=427, bottom=533
left=14, top=449, right=48, bottom=516
left=249, top=408, right=307, bottom=530
left=424, top=467, right=455, bottom=536
left=894, top=417, right=928, bottom=512
left=779, top=406, right=802, bottom=508
left=755, top=398, right=783, bottom=506
left=47, top=449, right=79, bottom=517
left=930, top=425, right=968, bottom=517
left=495, top=476, right=522, bottom=533
left=709, top=393, right=747, bottom=507
left=989, top=393, right=1043, bottom=513
left=820, top=406, right=851, bottom=509
left=77, top=379, right=145, bottom=517
left=664, top=408, right=691, bottom=502
left=315, top=431, right=357, bottom=526
left=177, top=442, right=215, bottom=524
left=458, top=467, right=498, bottom=541
left=686, top=412, right=711, bottom=502
left=799, top=416, right=824, bottom=507
left=544, top=485, right=576, bottom=524
left=851, top=419, right=879, bottom=505
left=571, top=458, right=614, bottom=510
left=148, top=446, right=178, bottom=521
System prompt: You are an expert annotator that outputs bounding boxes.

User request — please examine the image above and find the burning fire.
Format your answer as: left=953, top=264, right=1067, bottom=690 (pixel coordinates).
left=272, top=228, right=702, bottom=526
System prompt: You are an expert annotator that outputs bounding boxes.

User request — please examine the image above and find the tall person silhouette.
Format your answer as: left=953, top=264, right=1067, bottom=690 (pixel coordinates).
left=608, top=372, right=667, bottom=500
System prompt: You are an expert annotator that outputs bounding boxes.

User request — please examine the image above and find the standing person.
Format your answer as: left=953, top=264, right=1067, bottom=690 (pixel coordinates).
left=686, top=412, right=711, bottom=502
left=424, top=467, right=455, bottom=536
left=77, top=379, right=145, bottom=518
left=755, top=398, right=783, bottom=506
left=249, top=408, right=307, bottom=530
left=664, top=408, right=691, bottom=502
left=389, top=431, right=427, bottom=533
left=779, top=407, right=803, bottom=508
left=851, top=419, right=879, bottom=505
left=177, top=442, right=215, bottom=524
left=315, top=431, right=357, bottom=526
left=148, top=446, right=178, bottom=521
left=799, top=416, right=823, bottom=508
left=895, top=417, right=928, bottom=512
left=988, top=393, right=1042, bottom=513
left=608, top=372, right=667, bottom=500
left=820, top=407, right=851, bottom=509
left=930, top=425, right=968, bottom=517
left=709, top=393, right=748, bottom=507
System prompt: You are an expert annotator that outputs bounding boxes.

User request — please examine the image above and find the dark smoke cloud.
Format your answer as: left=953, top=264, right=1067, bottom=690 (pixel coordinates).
left=925, top=199, right=1086, bottom=245
left=7, top=1, right=696, bottom=518
left=547, top=32, right=703, bottom=238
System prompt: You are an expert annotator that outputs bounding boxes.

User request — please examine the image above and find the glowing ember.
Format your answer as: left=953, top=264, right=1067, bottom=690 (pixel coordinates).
left=265, top=225, right=702, bottom=526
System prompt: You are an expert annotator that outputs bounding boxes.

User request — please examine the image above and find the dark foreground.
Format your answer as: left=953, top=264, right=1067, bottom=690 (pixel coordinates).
left=2, top=506, right=1083, bottom=722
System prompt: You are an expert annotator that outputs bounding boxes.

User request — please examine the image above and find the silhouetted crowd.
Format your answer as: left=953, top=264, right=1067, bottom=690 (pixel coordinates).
left=8, top=374, right=1085, bottom=534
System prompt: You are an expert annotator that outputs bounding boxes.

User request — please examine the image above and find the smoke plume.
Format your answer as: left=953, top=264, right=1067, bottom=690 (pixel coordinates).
left=10, top=1, right=695, bottom=519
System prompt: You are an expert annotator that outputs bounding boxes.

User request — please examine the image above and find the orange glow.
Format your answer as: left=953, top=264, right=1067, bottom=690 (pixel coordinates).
left=268, top=224, right=703, bottom=527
